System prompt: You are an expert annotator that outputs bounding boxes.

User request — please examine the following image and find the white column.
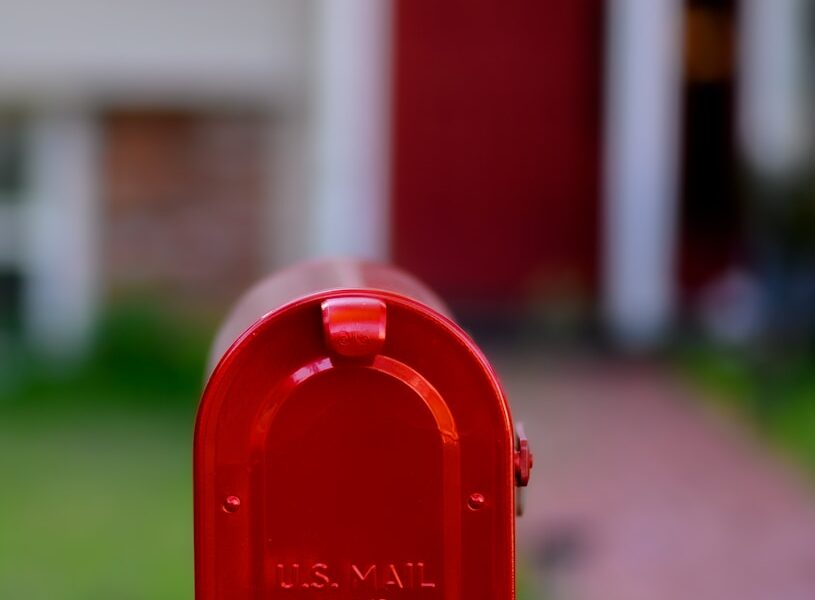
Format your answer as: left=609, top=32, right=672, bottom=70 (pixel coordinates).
left=23, top=109, right=100, bottom=359
left=738, top=0, right=811, bottom=179
left=309, top=0, right=393, bottom=260
left=266, top=110, right=312, bottom=268
left=603, top=0, right=684, bottom=348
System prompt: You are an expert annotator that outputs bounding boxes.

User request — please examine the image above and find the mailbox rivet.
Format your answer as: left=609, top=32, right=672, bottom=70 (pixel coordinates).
left=222, top=495, right=241, bottom=513
left=468, top=492, right=486, bottom=510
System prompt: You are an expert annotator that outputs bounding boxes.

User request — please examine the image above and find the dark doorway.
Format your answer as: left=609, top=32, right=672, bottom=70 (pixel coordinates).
left=679, top=0, right=741, bottom=293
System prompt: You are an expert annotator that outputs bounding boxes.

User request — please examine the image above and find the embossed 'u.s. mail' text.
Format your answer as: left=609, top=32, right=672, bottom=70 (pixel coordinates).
left=274, top=561, right=437, bottom=592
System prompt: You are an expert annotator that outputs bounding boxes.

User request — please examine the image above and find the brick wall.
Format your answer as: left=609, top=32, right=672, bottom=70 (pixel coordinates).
left=102, top=110, right=268, bottom=312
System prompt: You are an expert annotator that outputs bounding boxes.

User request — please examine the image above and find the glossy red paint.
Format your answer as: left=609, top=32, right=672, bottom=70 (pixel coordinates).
left=195, top=261, right=530, bottom=599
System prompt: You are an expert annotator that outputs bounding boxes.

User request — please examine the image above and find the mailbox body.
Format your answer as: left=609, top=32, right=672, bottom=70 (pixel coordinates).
left=195, top=261, right=519, bottom=599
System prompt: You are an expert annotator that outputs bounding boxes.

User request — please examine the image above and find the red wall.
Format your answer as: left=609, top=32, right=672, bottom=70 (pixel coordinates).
left=392, top=0, right=603, bottom=311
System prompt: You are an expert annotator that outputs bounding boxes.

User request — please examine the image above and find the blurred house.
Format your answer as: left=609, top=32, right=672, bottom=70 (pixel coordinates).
left=0, top=0, right=811, bottom=357
left=0, top=0, right=313, bottom=356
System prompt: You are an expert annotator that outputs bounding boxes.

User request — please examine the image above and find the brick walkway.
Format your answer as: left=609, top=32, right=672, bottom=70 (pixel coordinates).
left=494, top=354, right=815, bottom=600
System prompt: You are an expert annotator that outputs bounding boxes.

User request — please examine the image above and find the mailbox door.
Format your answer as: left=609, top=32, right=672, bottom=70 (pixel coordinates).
left=195, top=291, right=516, bottom=599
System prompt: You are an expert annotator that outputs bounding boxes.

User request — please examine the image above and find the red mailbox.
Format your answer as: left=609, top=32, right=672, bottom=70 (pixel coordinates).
left=195, top=260, right=532, bottom=599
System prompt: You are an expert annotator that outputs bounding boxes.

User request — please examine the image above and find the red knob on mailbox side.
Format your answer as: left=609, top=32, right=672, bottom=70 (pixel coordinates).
left=194, top=260, right=531, bottom=599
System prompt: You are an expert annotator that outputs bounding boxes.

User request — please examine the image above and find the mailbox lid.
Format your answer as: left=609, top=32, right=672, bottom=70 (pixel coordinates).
left=195, top=285, right=517, bottom=598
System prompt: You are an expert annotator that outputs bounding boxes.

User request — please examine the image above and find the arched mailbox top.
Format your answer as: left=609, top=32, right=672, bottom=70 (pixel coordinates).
left=197, top=286, right=515, bottom=480
left=194, top=262, right=526, bottom=600
left=203, top=286, right=510, bottom=415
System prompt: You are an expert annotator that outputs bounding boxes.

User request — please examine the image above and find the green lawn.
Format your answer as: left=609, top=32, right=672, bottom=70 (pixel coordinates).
left=0, top=408, right=194, bottom=599
left=0, top=304, right=203, bottom=599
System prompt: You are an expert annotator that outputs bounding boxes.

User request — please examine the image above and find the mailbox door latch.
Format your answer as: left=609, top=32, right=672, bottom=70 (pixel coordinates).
left=514, top=422, right=533, bottom=516
left=514, top=422, right=533, bottom=487
left=322, top=297, right=387, bottom=360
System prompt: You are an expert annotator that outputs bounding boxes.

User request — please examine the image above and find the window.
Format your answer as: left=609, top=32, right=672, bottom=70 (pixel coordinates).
left=0, top=114, right=25, bottom=200
left=0, top=270, right=22, bottom=335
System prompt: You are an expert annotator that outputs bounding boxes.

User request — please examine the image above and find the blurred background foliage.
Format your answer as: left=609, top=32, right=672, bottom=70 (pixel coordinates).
left=1, top=302, right=210, bottom=412
left=682, top=344, right=815, bottom=478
